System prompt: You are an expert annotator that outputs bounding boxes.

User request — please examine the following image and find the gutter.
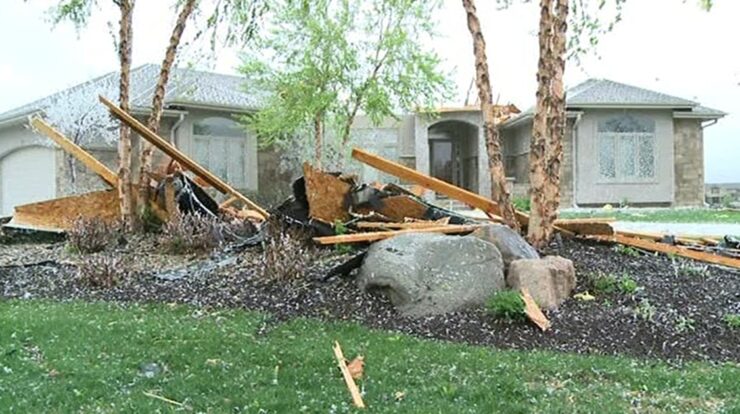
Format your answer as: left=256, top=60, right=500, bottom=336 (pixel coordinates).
left=701, top=119, right=719, bottom=129
left=0, top=110, right=41, bottom=129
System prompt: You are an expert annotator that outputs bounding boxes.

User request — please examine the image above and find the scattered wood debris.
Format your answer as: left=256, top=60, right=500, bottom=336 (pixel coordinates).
left=313, top=224, right=482, bottom=245
left=521, top=288, right=551, bottom=332
left=346, top=355, right=365, bottom=380
left=303, top=162, right=352, bottom=223
left=332, top=341, right=366, bottom=409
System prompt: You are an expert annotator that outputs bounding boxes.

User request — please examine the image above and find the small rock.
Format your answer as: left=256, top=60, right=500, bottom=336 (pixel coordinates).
left=358, top=233, right=505, bottom=316
left=139, top=362, right=162, bottom=378
left=469, top=224, right=539, bottom=269
left=507, top=256, right=576, bottom=310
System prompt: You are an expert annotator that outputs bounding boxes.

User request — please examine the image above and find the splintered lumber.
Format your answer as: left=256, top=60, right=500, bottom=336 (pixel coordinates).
left=554, top=218, right=614, bottom=236
left=313, top=224, right=481, bottom=245
left=356, top=220, right=451, bottom=230
left=615, top=230, right=702, bottom=246
left=219, top=196, right=239, bottom=209
left=99, top=95, right=268, bottom=219
left=30, top=117, right=118, bottom=187
left=355, top=195, right=429, bottom=222
left=352, top=148, right=547, bottom=232
left=520, top=288, right=551, bottom=331
left=593, top=234, right=740, bottom=269
left=6, top=190, right=119, bottom=232
left=303, top=163, right=352, bottom=223
left=333, top=341, right=366, bottom=409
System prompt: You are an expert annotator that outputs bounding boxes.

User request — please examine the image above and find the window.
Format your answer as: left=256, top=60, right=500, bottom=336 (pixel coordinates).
left=597, top=115, right=655, bottom=181
left=193, top=117, right=247, bottom=188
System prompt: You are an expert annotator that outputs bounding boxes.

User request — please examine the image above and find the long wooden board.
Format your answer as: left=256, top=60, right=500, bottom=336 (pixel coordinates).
left=30, top=117, right=118, bottom=187
left=313, top=224, right=481, bottom=245
left=333, top=341, right=366, bottom=409
left=99, top=96, right=269, bottom=219
left=592, top=233, right=740, bottom=269
left=352, top=148, right=540, bottom=230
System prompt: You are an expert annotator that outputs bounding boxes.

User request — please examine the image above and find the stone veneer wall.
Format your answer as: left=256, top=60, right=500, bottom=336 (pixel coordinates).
left=673, top=119, right=704, bottom=206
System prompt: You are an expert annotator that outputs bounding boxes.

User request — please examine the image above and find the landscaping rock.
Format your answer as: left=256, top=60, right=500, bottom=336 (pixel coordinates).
left=506, top=256, right=576, bottom=310
left=469, top=224, right=539, bottom=268
left=358, top=233, right=505, bottom=316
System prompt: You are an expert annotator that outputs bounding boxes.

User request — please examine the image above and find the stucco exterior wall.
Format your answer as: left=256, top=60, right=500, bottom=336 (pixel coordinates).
left=575, top=109, right=674, bottom=206
left=673, top=119, right=705, bottom=206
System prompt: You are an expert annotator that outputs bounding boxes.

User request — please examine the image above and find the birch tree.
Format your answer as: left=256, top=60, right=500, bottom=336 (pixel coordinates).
left=241, top=0, right=449, bottom=170
left=50, top=0, right=137, bottom=229
left=461, top=0, right=520, bottom=230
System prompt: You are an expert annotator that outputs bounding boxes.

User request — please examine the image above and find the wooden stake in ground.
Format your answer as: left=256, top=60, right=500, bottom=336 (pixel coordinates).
left=333, top=341, right=366, bottom=409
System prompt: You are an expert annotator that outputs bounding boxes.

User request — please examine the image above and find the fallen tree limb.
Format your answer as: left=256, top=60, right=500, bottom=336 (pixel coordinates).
left=591, top=234, right=740, bottom=269
left=333, top=341, right=366, bottom=409
left=313, top=224, right=481, bottom=245
left=99, top=95, right=269, bottom=219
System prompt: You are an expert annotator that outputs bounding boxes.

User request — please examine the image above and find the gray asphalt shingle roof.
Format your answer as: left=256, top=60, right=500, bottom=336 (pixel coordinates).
left=502, top=78, right=726, bottom=127
left=0, top=64, right=262, bottom=123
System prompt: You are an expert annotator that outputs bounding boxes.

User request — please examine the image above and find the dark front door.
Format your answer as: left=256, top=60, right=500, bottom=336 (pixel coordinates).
left=430, top=140, right=462, bottom=187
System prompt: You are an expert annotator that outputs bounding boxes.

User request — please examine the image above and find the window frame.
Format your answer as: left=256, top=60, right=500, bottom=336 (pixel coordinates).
left=596, top=115, right=658, bottom=184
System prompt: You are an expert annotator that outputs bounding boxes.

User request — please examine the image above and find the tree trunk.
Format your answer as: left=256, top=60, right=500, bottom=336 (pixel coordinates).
left=314, top=113, right=323, bottom=170
left=461, top=0, right=519, bottom=231
left=117, top=0, right=135, bottom=230
left=138, top=0, right=197, bottom=212
left=527, top=0, right=568, bottom=248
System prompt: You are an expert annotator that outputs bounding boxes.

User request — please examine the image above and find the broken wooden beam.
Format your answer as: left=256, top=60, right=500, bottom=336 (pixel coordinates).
left=30, top=116, right=118, bottom=187
left=355, top=220, right=452, bottom=230
left=554, top=218, right=614, bottom=236
left=591, top=233, right=740, bottom=269
left=313, top=224, right=481, bottom=245
left=521, top=288, right=551, bottom=332
left=99, top=95, right=269, bottom=219
left=333, top=341, right=366, bottom=409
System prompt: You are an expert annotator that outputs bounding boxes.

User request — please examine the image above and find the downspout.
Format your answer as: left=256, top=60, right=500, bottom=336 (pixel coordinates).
left=571, top=113, right=582, bottom=208
left=170, top=112, right=186, bottom=146
left=701, top=119, right=718, bottom=129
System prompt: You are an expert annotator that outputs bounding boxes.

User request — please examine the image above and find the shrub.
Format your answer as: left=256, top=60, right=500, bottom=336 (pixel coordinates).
left=587, top=271, right=618, bottom=294
left=618, top=276, right=639, bottom=295
left=77, top=254, right=129, bottom=288
left=613, top=244, right=639, bottom=257
left=67, top=217, right=118, bottom=254
left=486, top=290, right=526, bottom=321
left=160, top=213, right=224, bottom=254
left=724, top=314, right=740, bottom=329
left=255, top=227, right=311, bottom=284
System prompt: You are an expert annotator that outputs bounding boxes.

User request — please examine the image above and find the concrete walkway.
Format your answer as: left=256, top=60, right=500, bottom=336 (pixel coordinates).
left=612, top=221, right=740, bottom=237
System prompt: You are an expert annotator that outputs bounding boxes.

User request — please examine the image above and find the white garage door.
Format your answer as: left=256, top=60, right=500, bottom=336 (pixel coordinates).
left=0, top=146, right=57, bottom=216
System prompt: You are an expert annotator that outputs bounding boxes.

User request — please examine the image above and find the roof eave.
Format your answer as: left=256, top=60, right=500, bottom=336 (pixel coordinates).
left=566, top=103, right=695, bottom=109
left=500, top=110, right=583, bottom=129
left=672, top=111, right=727, bottom=120
left=165, top=101, right=258, bottom=114
left=0, top=109, right=41, bottom=129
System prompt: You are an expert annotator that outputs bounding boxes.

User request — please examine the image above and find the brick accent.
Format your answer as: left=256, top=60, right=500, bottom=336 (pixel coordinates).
left=673, top=119, right=704, bottom=206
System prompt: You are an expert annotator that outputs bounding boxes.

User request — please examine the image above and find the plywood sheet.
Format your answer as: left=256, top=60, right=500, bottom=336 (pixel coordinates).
left=8, top=190, right=119, bottom=232
left=303, top=163, right=352, bottom=223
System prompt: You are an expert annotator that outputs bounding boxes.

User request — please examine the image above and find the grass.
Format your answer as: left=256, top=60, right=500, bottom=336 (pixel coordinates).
left=1, top=301, right=739, bottom=413
left=559, top=208, right=740, bottom=223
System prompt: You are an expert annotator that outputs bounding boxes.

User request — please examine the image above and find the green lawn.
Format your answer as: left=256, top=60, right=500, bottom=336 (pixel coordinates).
left=1, top=301, right=738, bottom=413
left=559, top=208, right=740, bottom=223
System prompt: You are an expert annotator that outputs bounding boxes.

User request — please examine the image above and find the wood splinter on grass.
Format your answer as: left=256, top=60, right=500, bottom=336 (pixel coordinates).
left=333, top=341, right=366, bottom=408
left=142, top=391, right=186, bottom=408
left=520, top=288, right=551, bottom=332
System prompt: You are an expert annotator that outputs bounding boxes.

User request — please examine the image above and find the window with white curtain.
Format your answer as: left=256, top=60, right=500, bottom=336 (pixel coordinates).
left=193, top=117, right=247, bottom=188
left=597, top=115, right=655, bottom=182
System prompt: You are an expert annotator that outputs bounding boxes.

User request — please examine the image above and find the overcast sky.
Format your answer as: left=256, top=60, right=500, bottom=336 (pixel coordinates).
left=1, top=0, right=737, bottom=183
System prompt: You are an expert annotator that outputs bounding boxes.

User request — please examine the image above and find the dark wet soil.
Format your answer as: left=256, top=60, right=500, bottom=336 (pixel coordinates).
left=1, top=237, right=738, bottom=363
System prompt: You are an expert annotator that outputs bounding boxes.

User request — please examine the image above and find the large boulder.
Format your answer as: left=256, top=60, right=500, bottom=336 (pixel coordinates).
left=469, top=224, right=539, bottom=268
left=358, top=233, right=505, bottom=316
left=506, top=256, right=576, bottom=310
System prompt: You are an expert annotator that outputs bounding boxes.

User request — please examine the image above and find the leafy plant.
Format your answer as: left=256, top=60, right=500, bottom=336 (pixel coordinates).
left=587, top=271, right=617, bottom=294
left=618, top=276, right=639, bottom=295
left=613, top=244, right=639, bottom=257
left=67, top=217, right=118, bottom=254
left=512, top=197, right=531, bottom=212
left=633, top=299, right=656, bottom=321
left=333, top=220, right=353, bottom=254
left=674, top=316, right=696, bottom=334
left=486, top=290, right=526, bottom=321
left=723, top=314, right=740, bottom=329
left=77, top=254, right=129, bottom=289
left=674, top=260, right=709, bottom=278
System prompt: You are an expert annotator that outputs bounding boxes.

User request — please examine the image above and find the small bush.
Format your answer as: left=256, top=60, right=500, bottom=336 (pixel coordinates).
left=724, top=314, right=740, bottom=329
left=633, top=299, right=656, bottom=321
left=486, top=290, right=526, bottom=321
left=613, top=244, right=639, bottom=257
left=67, top=217, right=118, bottom=254
left=674, top=261, right=709, bottom=278
left=512, top=197, right=531, bottom=212
left=160, top=213, right=224, bottom=254
left=77, top=255, right=129, bottom=288
left=618, top=276, right=639, bottom=295
left=587, top=271, right=618, bottom=294
left=255, top=227, right=311, bottom=284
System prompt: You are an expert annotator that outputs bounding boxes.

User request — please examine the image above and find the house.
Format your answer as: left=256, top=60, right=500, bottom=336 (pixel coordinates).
left=0, top=64, right=290, bottom=216
left=705, top=183, right=740, bottom=206
left=0, top=66, right=726, bottom=216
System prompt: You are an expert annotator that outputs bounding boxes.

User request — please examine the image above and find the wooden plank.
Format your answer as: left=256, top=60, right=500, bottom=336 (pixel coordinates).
left=333, top=341, right=366, bottom=409
left=555, top=220, right=614, bottom=236
left=7, top=190, right=119, bottom=231
left=98, top=96, right=269, bottom=219
left=615, top=230, right=701, bottom=246
left=592, top=234, right=740, bottom=269
left=219, top=196, right=239, bottom=209
left=520, top=288, right=551, bottom=332
left=313, top=224, right=481, bottom=245
left=30, top=117, right=118, bottom=187
left=355, top=221, right=453, bottom=230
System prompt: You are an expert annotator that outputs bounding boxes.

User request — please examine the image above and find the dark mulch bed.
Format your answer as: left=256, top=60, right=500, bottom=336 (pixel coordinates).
left=1, top=237, right=738, bottom=364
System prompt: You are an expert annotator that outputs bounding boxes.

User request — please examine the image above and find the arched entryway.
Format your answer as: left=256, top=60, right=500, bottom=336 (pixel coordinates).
left=427, top=120, right=479, bottom=192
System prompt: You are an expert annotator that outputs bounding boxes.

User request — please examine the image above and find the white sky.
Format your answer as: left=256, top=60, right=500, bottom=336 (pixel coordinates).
left=1, top=0, right=738, bottom=183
